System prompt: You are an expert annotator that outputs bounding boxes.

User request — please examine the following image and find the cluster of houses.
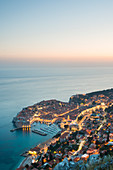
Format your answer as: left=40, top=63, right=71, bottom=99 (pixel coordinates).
left=13, top=89, right=113, bottom=129
left=18, top=103, right=113, bottom=169
left=16, top=89, right=113, bottom=169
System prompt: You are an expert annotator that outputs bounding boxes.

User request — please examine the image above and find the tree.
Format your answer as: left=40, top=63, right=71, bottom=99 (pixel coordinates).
left=25, top=164, right=29, bottom=169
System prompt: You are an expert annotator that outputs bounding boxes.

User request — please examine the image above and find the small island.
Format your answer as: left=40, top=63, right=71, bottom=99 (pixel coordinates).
left=15, top=88, right=113, bottom=170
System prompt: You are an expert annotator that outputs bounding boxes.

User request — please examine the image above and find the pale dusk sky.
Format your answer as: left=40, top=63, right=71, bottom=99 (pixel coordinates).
left=0, top=0, right=113, bottom=66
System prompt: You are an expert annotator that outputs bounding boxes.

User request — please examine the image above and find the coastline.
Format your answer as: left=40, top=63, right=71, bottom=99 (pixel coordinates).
left=17, top=156, right=32, bottom=170
left=16, top=157, right=25, bottom=170
left=15, top=88, right=113, bottom=169
left=16, top=129, right=59, bottom=169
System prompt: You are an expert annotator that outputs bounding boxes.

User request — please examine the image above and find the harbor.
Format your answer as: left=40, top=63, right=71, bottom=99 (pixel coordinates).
left=40, top=124, right=59, bottom=134
left=31, top=124, right=61, bottom=136
left=10, top=120, right=61, bottom=140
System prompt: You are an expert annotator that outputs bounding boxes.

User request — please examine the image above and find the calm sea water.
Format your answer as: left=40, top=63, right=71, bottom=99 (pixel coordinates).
left=0, top=66, right=113, bottom=170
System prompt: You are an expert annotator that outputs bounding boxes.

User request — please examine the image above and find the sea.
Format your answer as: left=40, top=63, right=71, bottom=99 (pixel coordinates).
left=0, top=65, right=113, bottom=170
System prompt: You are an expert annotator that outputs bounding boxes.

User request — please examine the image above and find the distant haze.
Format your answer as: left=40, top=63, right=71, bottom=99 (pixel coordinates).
left=0, top=0, right=113, bottom=66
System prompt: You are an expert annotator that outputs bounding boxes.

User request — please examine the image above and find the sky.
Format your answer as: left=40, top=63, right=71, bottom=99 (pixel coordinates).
left=0, top=0, right=113, bottom=66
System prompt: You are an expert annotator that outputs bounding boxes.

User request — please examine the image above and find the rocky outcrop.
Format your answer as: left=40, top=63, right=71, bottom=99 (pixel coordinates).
left=54, top=158, right=84, bottom=170
left=54, top=157, right=69, bottom=170
left=54, top=155, right=113, bottom=170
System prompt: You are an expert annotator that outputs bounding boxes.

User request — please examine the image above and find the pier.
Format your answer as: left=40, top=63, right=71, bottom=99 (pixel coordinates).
left=40, top=128, right=53, bottom=134
left=10, top=125, right=31, bottom=132
left=10, top=127, right=22, bottom=132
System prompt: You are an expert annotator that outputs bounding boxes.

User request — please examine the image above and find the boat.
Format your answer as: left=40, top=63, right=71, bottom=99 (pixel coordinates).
left=32, top=129, right=47, bottom=136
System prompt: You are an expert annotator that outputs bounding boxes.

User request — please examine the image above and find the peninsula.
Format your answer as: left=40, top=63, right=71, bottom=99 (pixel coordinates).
left=15, top=88, right=113, bottom=170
